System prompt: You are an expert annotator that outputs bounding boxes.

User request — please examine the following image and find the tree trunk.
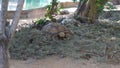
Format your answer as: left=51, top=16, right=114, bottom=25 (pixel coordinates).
left=74, top=0, right=87, bottom=17
left=74, top=0, right=108, bottom=23
left=89, top=0, right=96, bottom=23
left=0, top=0, right=24, bottom=68
left=10, top=0, right=25, bottom=39
left=82, top=0, right=90, bottom=17
left=0, top=0, right=9, bottom=68
left=0, top=42, right=9, bottom=68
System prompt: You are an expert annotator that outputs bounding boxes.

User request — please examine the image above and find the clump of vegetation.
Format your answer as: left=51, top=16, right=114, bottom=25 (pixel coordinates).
left=9, top=27, right=56, bottom=60
left=33, top=0, right=63, bottom=29
left=32, top=18, right=47, bottom=30
left=99, top=11, right=120, bottom=21
left=9, top=0, right=120, bottom=64
left=9, top=21, right=120, bottom=63
left=36, top=18, right=46, bottom=25
left=45, top=0, right=62, bottom=21
left=105, top=2, right=116, bottom=10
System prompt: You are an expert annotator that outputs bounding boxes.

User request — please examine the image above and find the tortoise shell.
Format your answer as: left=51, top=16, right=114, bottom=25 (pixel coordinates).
left=41, top=23, right=72, bottom=39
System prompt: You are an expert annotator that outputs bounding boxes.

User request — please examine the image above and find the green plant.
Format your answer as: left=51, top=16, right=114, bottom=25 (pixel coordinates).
left=36, top=18, right=45, bottom=25
left=105, top=2, right=116, bottom=10
left=45, top=0, right=62, bottom=21
left=89, top=0, right=113, bottom=22
left=96, top=0, right=109, bottom=12
left=32, top=18, right=47, bottom=30
left=92, top=0, right=115, bottom=15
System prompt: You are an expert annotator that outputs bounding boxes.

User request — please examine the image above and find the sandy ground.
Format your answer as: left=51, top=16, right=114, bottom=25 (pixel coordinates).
left=10, top=56, right=120, bottom=68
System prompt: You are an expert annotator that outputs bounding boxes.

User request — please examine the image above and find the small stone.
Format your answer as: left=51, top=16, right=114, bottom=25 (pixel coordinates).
left=110, top=37, right=116, bottom=41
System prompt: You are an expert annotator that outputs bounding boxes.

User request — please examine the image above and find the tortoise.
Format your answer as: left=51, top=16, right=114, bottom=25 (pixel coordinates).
left=41, top=23, right=73, bottom=39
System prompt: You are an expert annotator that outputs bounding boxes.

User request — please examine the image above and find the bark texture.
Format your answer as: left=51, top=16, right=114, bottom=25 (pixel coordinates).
left=0, top=0, right=9, bottom=67
left=10, top=0, right=25, bottom=39
left=0, top=0, right=24, bottom=68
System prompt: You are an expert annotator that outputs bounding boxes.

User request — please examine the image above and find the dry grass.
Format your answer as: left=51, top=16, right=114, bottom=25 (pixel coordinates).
left=9, top=19, right=120, bottom=64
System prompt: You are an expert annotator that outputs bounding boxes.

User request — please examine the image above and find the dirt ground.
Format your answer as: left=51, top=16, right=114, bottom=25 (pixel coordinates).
left=10, top=56, right=120, bottom=68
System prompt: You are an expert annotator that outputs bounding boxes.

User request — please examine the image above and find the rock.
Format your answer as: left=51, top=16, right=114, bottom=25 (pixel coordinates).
left=61, top=18, right=81, bottom=26
left=60, top=10, right=69, bottom=15
left=55, top=16, right=66, bottom=23
left=111, top=0, right=120, bottom=5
